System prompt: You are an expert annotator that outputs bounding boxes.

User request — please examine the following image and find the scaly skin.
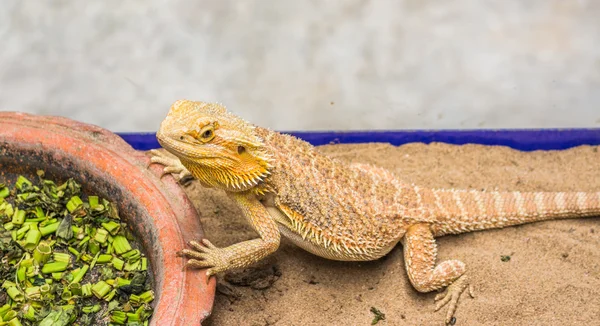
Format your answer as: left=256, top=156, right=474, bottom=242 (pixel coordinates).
left=150, top=99, right=600, bottom=324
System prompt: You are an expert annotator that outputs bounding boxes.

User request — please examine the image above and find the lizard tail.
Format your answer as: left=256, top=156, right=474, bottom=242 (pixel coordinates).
left=426, top=189, right=600, bottom=236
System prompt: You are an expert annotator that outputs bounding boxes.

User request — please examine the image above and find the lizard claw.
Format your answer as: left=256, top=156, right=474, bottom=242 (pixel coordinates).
left=434, top=275, right=473, bottom=324
left=148, top=149, right=193, bottom=182
left=179, top=239, right=230, bottom=277
left=190, top=239, right=218, bottom=251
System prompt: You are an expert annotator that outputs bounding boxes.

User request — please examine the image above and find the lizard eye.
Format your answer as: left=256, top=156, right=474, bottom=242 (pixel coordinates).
left=197, top=125, right=216, bottom=142
left=237, top=146, right=246, bottom=154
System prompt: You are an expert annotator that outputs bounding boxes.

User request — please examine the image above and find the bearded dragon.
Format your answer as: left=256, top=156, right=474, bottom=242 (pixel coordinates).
left=149, top=99, right=600, bottom=324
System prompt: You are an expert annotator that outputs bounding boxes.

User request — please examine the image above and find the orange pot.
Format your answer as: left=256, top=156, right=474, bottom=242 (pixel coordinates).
left=0, top=112, right=215, bottom=325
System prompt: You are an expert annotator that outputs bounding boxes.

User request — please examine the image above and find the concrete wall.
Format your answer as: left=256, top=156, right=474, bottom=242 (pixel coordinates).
left=1, top=0, right=599, bottom=132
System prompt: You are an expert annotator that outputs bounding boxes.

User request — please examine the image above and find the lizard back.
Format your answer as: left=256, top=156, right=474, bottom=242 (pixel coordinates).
left=256, top=127, right=425, bottom=258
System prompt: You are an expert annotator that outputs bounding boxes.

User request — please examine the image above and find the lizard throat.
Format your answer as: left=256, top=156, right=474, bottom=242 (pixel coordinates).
left=182, top=159, right=270, bottom=191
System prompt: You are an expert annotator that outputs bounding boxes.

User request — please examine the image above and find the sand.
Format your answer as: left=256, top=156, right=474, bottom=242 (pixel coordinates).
left=176, top=142, right=599, bottom=326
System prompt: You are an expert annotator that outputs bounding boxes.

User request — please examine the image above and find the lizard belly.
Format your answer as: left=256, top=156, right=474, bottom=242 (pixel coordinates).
left=265, top=206, right=399, bottom=261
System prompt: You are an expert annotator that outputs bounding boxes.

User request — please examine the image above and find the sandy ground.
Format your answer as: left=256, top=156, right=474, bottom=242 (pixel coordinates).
left=176, top=142, right=599, bottom=326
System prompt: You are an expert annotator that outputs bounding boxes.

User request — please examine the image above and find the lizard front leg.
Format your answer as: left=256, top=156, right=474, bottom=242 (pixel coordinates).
left=148, top=149, right=193, bottom=182
left=402, top=223, right=473, bottom=324
left=179, top=192, right=281, bottom=276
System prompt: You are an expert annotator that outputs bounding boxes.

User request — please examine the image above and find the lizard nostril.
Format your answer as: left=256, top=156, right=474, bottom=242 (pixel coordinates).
left=237, top=146, right=246, bottom=154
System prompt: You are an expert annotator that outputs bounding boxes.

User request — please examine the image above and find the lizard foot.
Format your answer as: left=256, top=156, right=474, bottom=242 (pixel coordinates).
left=178, top=239, right=229, bottom=276
left=434, top=274, right=474, bottom=325
left=148, top=149, right=193, bottom=182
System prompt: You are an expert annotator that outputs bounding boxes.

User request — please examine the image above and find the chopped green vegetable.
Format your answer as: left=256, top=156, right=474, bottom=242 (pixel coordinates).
left=3, top=310, right=18, bottom=321
left=51, top=272, right=64, bottom=280
left=110, top=310, right=127, bottom=324
left=60, top=290, right=72, bottom=301
left=11, top=209, right=25, bottom=225
left=15, top=176, right=32, bottom=191
left=126, top=311, right=140, bottom=323
left=122, top=249, right=141, bottom=262
left=40, top=284, right=50, bottom=295
left=94, top=228, right=109, bottom=244
left=87, top=196, right=99, bottom=209
left=66, top=196, right=83, bottom=213
left=39, top=222, right=59, bottom=236
left=101, top=221, right=120, bottom=235
left=91, top=280, right=111, bottom=299
left=139, top=290, right=155, bottom=303
left=80, top=253, right=94, bottom=263
left=81, top=283, right=92, bottom=297
left=16, top=266, right=26, bottom=282
left=67, top=246, right=80, bottom=257
left=6, top=286, right=24, bottom=302
left=81, top=304, right=100, bottom=314
left=33, top=206, right=45, bottom=218
left=24, top=286, right=41, bottom=300
left=41, top=261, right=69, bottom=274
left=140, top=257, right=148, bottom=271
left=89, top=252, right=101, bottom=270
left=38, top=307, right=73, bottom=326
left=114, top=277, right=130, bottom=288
left=0, top=304, right=11, bottom=317
left=0, top=173, right=155, bottom=325
left=23, top=305, right=36, bottom=321
left=68, top=282, right=82, bottom=296
left=70, top=264, right=89, bottom=284
left=112, top=257, right=125, bottom=271
left=0, top=187, right=10, bottom=198
left=15, top=224, right=29, bottom=240
left=77, top=235, right=90, bottom=248
left=370, top=306, right=386, bottom=325
left=33, top=242, right=52, bottom=264
left=112, top=235, right=132, bottom=254
left=53, top=252, right=71, bottom=264
left=96, top=254, right=113, bottom=264
left=104, top=288, right=117, bottom=301
left=1, top=203, right=14, bottom=219
left=23, top=229, right=41, bottom=251
left=5, top=318, right=22, bottom=326
left=3, top=221, right=14, bottom=230
left=56, top=215, right=73, bottom=240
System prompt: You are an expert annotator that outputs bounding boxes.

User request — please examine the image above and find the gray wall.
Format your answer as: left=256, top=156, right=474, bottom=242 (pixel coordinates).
left=1, top=0, right=599, bottom=132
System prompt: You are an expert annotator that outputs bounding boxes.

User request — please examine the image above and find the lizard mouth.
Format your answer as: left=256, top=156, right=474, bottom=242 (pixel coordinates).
left=156, top=131, right=182, bottom=155
left=156, top=131, right=241, bottom=165
left=156, top=131, right=197, bottom=158
left=156, top=134, right=215, bottom=160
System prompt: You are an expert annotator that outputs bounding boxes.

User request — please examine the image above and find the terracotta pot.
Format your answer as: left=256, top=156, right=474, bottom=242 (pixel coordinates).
left=0, top=112, right=215, bottom=325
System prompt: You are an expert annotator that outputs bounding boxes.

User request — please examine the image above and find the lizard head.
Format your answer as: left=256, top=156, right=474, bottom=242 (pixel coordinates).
left=156, top=99, right=273, bottom=192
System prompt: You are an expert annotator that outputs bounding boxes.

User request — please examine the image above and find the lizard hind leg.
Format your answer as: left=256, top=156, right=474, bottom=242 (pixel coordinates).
left=402, top=223, right=473, bottom=324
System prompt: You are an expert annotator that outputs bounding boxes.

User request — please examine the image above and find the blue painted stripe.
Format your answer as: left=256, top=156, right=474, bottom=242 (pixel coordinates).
left=117, top=129, right=600, bottom=152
